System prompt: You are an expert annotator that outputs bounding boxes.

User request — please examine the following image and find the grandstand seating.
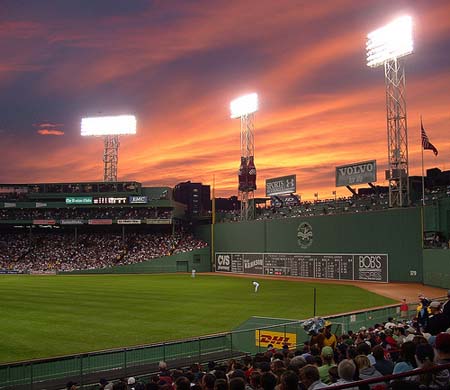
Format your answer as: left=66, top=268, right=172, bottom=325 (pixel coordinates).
left=0, top=232, right=207, bottom=272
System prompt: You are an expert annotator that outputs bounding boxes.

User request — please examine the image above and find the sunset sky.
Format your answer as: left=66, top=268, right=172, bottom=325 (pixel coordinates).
left=0, top=0, right=449, bottom=200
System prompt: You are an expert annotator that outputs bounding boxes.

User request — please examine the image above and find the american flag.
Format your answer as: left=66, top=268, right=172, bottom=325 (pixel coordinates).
left=421, top=119, right=438, bottom=156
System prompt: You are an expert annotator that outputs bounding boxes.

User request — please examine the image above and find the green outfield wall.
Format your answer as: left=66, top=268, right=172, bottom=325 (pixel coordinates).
left=423, top=249, right=450, bottom=288
left=196, top=207, right=427, bottom=282
left=65, top=248, right=211, bottom=274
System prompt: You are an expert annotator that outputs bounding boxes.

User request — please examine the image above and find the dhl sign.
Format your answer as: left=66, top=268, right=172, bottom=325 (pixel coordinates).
left=255, top=330, right=297, bottom=348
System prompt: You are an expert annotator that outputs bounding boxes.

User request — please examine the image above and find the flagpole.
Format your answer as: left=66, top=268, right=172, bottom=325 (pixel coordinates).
left=211, top=174, right=216, bottom=272
left=421, top=116, right=425, bottom=206
left=420, top=116, right=425, bottom=249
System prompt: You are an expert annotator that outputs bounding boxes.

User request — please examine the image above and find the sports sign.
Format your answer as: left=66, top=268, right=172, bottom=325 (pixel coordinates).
left=33, top=220, right=56, bottom=225
left=129, top=196, right=148, bottom=204
left=265, top=175, right=296, bottom=196
left=88, top=219, right=113, bottom=225
left=93, top=197, right=128, bottom=205
left=270, top=194, right=300, bottom=208
left=117, top=219, right=142, bottom=225
left=66, top=197, right=93, bottom=205
left=145, top=219, right=172, bottom=224
left=215, top=252, right=388, bottom=282
left=60, top=219, right=84, bottom=225
left=255, top=330, right=297, bottom=348
left=335, top=160, right=376, bottom=187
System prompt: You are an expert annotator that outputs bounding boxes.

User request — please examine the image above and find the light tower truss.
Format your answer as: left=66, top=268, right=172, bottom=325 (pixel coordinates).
left=240, top=113, right=255, bottom=221
left=366, top=15, right=413, bottom=208
left=384, top=58, right=409, bottom=207
left=103, top=135, right=120, bottom=182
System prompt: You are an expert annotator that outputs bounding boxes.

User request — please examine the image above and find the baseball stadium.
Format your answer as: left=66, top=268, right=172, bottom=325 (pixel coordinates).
left=2, top=4, right=450, bottom=390
left=1, top=168, right=450, bottom=390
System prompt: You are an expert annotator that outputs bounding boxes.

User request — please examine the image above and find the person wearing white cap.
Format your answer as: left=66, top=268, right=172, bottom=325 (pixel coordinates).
left=127, top=377, right=136, bottom=390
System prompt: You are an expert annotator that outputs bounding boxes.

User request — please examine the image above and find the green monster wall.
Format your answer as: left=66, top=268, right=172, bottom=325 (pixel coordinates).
left=423, top=249, right=450, bottom=288
left=201, top=207, right=424, bottom=282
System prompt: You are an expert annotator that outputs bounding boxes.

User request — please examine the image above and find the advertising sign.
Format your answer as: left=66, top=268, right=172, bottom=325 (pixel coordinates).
left=354, top=254, right=388, bottom=282
left=4, top=203, right=16, bottom=208
left=145, top=219, right=172, bottom=225
left=33, top=220, right=56, bottom=225
left=117, top=219, right=142, bottom=225
left=216, top=254, right=231, bottom=272
left=93, top=197, right=128, bottom=205
left=35, top=202, right=47, bottom=208
left=335, top=160, right=377, bottom=187
left=243, top=254, right=264, bottom=274
left=129, top=196, right=148, bottom=204
left=66, top=197, right=93, bottom=205
left=265, top=175, right=296, bottom=196
left=255, top=330, right=297, bottom=348
left=88, top=219, right=113, bottom=225
left=60, top=219, right=84, bottom=225
left=270, top=194, right=300, bottom=208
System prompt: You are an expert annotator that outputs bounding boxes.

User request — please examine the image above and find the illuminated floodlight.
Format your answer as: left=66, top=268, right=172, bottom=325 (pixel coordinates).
left=230, top=93, right=258, bottom=119
left=366, top=15, right=413, bottom=68
left=81, top=115, right=137, bottom=136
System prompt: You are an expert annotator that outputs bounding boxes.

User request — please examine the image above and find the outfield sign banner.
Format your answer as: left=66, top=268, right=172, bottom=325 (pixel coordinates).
left=255, top=330, right=297, bottom=348
left=270, top=194, right=300, bottom=208
left=4, top=202, right=16, bottom=208
left=88, top=219, right=113, bottom=225
left=215, top=252, right=388, bottom=282
left=216, top=254, right=231, bottom=272
left=0, top=270, right=22, bottom=274
left=60, top=219, right=84, bottom=225
left=66, top=197, right=93, bottom=205
left=266, top=175, right=296, bottom=196
left=29, top=270, right=57, bottom=275
left=335, top=160, right=377, bottom=187
left=117, top=219, right=142, bottom=225
left=129, top=196, right=148, bottom=204
left=33, top=219, right=56, bottom=225
left=145, top=219, right=172, bottom=224
left=243, top=254, right=264, bottom=274
left=354, top=254, right=388, bottom=282
left=35, top=202, right=47, bottom=208
left=93, top=197, right=128, bottom=205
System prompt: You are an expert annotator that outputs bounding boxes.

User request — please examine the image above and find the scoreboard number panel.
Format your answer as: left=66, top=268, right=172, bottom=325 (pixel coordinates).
left=215, top=252, right=388, bottom=282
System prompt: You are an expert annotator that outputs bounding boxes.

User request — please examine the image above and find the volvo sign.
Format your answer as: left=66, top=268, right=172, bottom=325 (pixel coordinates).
left=336, top=160, right=376, bottom=187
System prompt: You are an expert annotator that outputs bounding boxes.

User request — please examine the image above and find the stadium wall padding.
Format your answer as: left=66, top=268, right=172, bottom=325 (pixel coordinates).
left=64, top=248, right=211, bottom=274
left=207, top=207, right=424, bottom=282
left=423, top=249, right=450, bottom=288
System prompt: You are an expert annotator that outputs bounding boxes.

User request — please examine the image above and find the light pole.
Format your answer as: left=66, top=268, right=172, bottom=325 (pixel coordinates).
left=81, top=115, right=137, bottom=182
left=366, top=16, right=413, bottom=207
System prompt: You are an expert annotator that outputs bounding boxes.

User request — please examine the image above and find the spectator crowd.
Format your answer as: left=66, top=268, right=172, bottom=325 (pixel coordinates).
left=0, top=207, right=172, bottom=221
left=0, top=232, right=207, bottom=272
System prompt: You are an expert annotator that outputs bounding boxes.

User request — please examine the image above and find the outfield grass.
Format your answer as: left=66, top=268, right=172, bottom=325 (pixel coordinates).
left=0, top=274, right=395, bottom=363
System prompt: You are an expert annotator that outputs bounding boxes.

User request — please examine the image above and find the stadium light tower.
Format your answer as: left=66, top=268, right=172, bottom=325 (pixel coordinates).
left=230, top=93, right=258, bottom=221
left=81, top=115, right=137, bottom=182
left=366, top=15, right=413, bottom=207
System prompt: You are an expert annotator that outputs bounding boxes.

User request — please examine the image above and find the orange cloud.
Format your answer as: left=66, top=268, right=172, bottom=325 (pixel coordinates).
left=0, top=1, right=449, bottom=202
left=37, top=129, right=65, bottom=136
